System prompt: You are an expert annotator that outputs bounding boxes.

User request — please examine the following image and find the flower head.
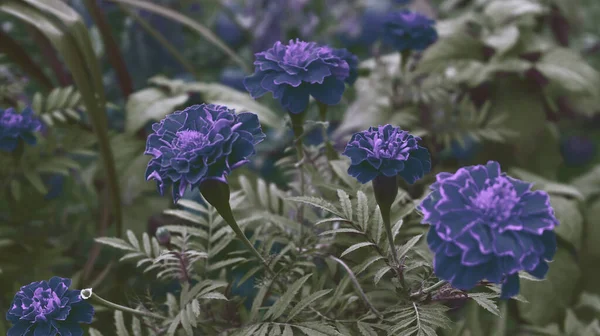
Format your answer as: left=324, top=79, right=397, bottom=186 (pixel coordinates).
left=382, top=10, right=438, bottom=51
left=0, top=107, right=42, bottom=152
left=342, top=125, right=431, bottom=184
left=244, top=39, right=351, bottom=114
left=332, top=48, right=359, bottom=86
left=417, top=161, right=559, bottom=298
left=145, top=104, right=265, bottom=202
left=6, top=277, right=94, bottom=336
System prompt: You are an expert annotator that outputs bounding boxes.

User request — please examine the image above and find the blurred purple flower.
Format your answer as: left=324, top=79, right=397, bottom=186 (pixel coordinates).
left=418, top=161, right=558, bottom=298
left=343, top=125, right=431, bottom=184
left=560, top=135, right=596, bottom=166
left=0, top=107, right=42, bottom=152
left=382, top=10, right=438, bottom=51
left=145, top=104, right=265, bottom=202
left=6, top=277, right=94, bottom=336
left=244, top=39, right=350, bottom=114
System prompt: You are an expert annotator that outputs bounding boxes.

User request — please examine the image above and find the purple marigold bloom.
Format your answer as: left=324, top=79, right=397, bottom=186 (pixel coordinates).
left=342, top=125, right=431, bottom=184
left=244, top=39, right=350, bottom=114
left=332, top=48, right=359, bottom=85
left=6, top=277, right=94, bottom=336
left=145, top=104, right=265, bottom=202
left=0, top=107, right=42, bottom=152
left=417, top=161, right=558, bottom=298
left=382, top=10, right=438, bottom=51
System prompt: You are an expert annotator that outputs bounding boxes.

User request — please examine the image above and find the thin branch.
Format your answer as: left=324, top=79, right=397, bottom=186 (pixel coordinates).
left=28, top=27, right=72, bottom=86
left=84, top=0, right=133, bottom=97
left=0, top=29, right=53, bottom=91
left=329, top=256, right=383, bottom=319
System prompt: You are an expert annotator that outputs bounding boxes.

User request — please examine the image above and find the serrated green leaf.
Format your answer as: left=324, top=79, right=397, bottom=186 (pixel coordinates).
left=340, top=242, right=375, bottom=258
left=266, top=274, right=312, bottom=321
left=337, top=190, right=353, bottom=220
left=319, top=228, right=363, bottom=236
left=206, top=257, right=246, bottom=272
left=95, top=237, right=136, bottom=251
left=288, top=196, right=343, bottom=217
left=374, top=266, right=391, bottom=285
left=396, top=234, right=423, bottom=259
left=469, top=293, right=501, bottom=316
left=356, top=191, right=369, bottom=230
left=126, top=230, right=140, bottom=250
left=114, top=310, right=130, bottom=336
left=286, top=289, right=332, bottom=322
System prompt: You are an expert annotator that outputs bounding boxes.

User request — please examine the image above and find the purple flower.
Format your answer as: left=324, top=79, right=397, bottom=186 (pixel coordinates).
left=332, top=48, right=359, bottom=85
left=0, top=107, right=42, bottom=152
left=382, top=10, right=438, bottom=51
left=145, top=104, right=265, bottom=202
left=560, top=135, right=596, bottom=167
left=6, top=277, right=94, bottom=336
left=417, top=161, right=558, bottom=298
left=244, top=39, right=350, bottom=114
left=215, top=11, right=244, bottom=47
left=342, top=125, right=431, bottom=184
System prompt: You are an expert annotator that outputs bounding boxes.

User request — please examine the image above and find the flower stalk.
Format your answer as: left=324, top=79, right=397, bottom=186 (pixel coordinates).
left=289, top=111, right=306, bottom=224
left=82, top=289, right=166, bottom=320
left=317, top=102, right=338, bottom=160
left=199, top=179, right=275, bottom=277
left=372, top=175, right=404, bottom=285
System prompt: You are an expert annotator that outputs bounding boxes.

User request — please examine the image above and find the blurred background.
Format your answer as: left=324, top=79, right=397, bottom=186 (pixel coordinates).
left=2, top=0, right=600, bottom=334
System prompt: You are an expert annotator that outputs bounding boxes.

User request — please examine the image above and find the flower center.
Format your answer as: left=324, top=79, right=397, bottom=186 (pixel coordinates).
left=470, top=177, right=519, bottom=223
left=174, top=130, right=208, bottom=151
left=30, top=287, right=61, bottom=315
left=283, top=41, right=317, bottom=66
left=369, top=128, right=413, bottom=160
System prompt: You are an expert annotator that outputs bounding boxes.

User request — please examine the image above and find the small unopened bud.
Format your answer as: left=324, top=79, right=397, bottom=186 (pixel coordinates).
left=155, top=227, right=171, bottom=246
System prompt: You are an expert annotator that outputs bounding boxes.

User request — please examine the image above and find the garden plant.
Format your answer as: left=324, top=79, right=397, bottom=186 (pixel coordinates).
left=1, top=0, right=600, bottom=335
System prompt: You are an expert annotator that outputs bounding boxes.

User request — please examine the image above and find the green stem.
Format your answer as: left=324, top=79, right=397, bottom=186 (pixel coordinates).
left=372, top=175, right=404, bottom=286
left=118, top=4, right=201, bottom=79
left=199, top=180, right=275, bottom=277
left=317, top=102, right=338, bottom=160
left=84, top=291, right=166, bottom=320
left=400, top=50, right=412, bottom=72
left=289, top=112, right=306, bottom=225
left=410, top=280, right=447, bottom=299
left=84, top=0, right=133, bottom=97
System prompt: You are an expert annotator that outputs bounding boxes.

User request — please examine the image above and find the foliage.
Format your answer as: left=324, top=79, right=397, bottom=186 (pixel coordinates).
left=1, top=0, right=600, bottom=336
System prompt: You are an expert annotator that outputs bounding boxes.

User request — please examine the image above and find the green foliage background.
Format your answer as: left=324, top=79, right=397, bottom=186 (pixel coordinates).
left=1, top=0, right=600, bottom=335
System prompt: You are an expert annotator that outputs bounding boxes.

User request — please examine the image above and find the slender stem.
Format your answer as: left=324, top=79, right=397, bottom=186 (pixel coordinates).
left=84, top=0, right=133, bottom=97
left=289, top=112, right=306, bottom=225
left=409, top=280, right=447, bottom=299
left=86, top=292, right=166, bottom=320
left=317, top=102, right=338, bottom=160
left=372, top=175, right=405, bottom=286
left=329, top=256, right=383, bottom=319
left=379, top=206, right=400, bottom=267
left=0, top=30, right=53, bottom=91
left=199, top=180, right=275, bottom=277
left=220, top=205, right=273, bottom=277
left=118, top=4, right=201, bottom=79
left=400, top=50, right=412, bottom=72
